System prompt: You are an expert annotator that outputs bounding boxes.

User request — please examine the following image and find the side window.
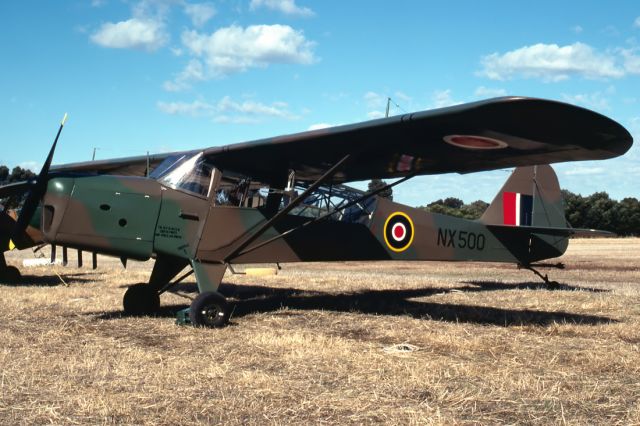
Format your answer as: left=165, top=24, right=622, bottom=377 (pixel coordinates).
left=214, top=172, right=269, bottom=208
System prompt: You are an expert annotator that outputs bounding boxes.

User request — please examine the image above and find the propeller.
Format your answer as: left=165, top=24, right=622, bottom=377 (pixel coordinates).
left=11, top=114, right=67, bottom=249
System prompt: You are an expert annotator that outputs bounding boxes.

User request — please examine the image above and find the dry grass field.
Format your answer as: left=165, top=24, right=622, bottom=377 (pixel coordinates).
left=1, top=238, right=639, bottom=425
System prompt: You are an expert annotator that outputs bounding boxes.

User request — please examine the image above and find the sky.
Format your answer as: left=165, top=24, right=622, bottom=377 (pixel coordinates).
left=1, top=0, right=639, bottom=206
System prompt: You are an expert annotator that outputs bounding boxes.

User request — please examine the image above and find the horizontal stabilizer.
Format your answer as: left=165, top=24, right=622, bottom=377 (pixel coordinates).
left=487, top=224, right=614, bottom=237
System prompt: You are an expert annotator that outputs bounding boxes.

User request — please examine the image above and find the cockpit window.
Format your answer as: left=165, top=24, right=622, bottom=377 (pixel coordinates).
left=151, top=152, right=215, bottom=197
left=149, top=154, right=189, bottom=180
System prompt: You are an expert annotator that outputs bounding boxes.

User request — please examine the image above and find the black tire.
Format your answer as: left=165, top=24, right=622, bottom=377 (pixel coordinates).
left=0, top=266, right=21, bottom=284
left=123, top=284, right=160, bottom=316
left=189, top=291, right=230, bottom=328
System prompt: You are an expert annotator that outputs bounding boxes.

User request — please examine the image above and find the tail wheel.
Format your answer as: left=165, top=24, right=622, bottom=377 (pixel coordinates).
left=0, top=266, right=21, bottom=284
left=123, top=284, right=160, bottom=315
left=189, top=291, right=230, bottom=328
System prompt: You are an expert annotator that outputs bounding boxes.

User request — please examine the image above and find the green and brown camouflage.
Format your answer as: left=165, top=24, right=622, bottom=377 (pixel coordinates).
left=27, top=163, right=593, bottom=285
left=0, top=97, right=633, bottom=326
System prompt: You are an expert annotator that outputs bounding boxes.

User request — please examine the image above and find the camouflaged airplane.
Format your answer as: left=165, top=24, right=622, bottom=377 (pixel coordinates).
left=0, top=97, right=633, bottom=327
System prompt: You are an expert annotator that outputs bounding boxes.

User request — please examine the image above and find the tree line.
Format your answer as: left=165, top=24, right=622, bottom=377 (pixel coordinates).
left=0, top=166, right=37, bottom=209
left=0, top=165, right=36, bottom=184
left=418, top=192, right=639, bottom=236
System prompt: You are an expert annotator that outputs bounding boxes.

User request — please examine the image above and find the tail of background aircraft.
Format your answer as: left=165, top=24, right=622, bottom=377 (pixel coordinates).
left=479, top=164, right=569, bottom=262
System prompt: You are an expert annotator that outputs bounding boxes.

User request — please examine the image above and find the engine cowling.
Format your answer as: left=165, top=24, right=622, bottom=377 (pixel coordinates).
left=42, top=175, right=162, bottom=260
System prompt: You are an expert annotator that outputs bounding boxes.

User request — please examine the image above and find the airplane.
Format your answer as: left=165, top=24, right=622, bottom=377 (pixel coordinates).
left=0, top=97, right=633, bottom=328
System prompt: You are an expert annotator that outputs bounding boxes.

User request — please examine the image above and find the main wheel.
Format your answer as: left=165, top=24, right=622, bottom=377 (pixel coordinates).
left=0, top=266, right=21, bottom=284
left=123, top=284, right=160, bottom=315
left=189, top=291, right=230, bottom=328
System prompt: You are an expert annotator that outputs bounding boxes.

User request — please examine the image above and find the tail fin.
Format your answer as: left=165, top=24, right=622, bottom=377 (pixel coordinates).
left=480, top=165, right=569, bottom=262
left=481, top=165, right=566, bottom=227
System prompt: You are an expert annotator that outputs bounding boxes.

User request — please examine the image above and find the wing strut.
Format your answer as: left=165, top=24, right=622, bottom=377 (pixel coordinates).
left=223, top=154, right=351, bottom=263
left=228, top=172, right=417, bottom=261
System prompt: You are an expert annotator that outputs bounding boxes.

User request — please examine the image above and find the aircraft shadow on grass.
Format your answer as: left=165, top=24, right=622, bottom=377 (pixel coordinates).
left=462, top=280, right=610, bottom=293
left=97, top=281, right=616, bottom=327
left=0, top=272, right=96, bottom=287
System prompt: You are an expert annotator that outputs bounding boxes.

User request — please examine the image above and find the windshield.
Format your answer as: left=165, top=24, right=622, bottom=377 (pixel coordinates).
left=151, top=152, right=215, bottom=197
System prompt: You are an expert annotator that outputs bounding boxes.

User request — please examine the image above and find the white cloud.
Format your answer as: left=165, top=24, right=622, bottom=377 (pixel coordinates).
left=363, top=92, right=389, bottom=119
left=157, top=99, right=214, bottom=116
left=322, top=92, right=348, bottom=102
left=164, top=24, right=315, bottom=88
left=249, top=0, right=314, bottom=17
left=131, top=0, right=177, bottom=20
left=572, top=25, right=583, bottom=34
left=217, top=96, right=296, bottom=119
left=564, top=167, right=605, bottom=176
left=18, top=161, right=40, bottom=172
left=91, top=18, right=168, bottom=51
left=184, top=3, right=216, bottom=28
left=308, top=123, right=332, bottom=130
left=163, top=59, right=205, bottom=91
left=157, top=96, right=298, bottom=123
left=431, top=89, right=461, bottom=108
left=635, top=17, right=640, bottom=28
left=561, top=90, right=612, bottom=111
left=479, top=42, right=624, bottom=82
left=601, top=25, right=620, bottom=37
left=474, top=86, right=507, bottom=98
left=620, top=48, right=640, bottom=74
left=394, top=91, right=412, bottom=103
left=363, top=91, right=385, bottom=109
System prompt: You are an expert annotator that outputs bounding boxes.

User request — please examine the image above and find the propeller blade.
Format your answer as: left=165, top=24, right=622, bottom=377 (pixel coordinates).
left=12, top=114, right=68, bottom=248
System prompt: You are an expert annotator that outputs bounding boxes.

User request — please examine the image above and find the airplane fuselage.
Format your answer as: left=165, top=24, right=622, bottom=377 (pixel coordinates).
left=38, top=173, right=566, bottom=268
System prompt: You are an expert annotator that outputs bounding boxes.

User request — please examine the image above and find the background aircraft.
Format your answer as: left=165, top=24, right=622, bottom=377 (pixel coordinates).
left=0, top=97, right=633, bottom=327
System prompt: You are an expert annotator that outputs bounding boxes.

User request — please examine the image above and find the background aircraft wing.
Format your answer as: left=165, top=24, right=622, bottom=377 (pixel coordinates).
left=202, top=97, right=633, bottom=184
left=50, top=150, right=199, bottom=177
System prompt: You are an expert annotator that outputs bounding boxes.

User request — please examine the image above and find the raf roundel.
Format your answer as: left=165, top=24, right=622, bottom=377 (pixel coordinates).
left=383, top=212, right=415, bottom=252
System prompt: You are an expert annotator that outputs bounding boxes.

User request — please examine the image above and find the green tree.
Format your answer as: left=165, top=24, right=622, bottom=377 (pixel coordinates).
left=367, top=178, right=393, bottom=200
left=562, top=190, right=640, bottom=236
left=8, top=166, right=36, bottom=183
left=419, top=198, right=488, bottom=220
left=612, top=197, right=640, bottom=235
left=0, top=165, right=9, bottom=182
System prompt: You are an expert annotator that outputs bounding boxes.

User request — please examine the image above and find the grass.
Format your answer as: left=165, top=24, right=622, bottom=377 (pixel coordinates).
left=1, top=238, right=639, bottom=425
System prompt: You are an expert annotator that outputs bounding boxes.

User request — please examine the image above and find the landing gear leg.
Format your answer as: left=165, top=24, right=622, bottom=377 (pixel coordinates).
left=519, top=263, right=561, bottom=289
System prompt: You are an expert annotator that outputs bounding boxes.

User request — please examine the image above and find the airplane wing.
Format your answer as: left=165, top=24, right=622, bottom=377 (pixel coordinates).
left=203, top=97, right=633, bottom=184
left=48, top=97, right=632, bottom=184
